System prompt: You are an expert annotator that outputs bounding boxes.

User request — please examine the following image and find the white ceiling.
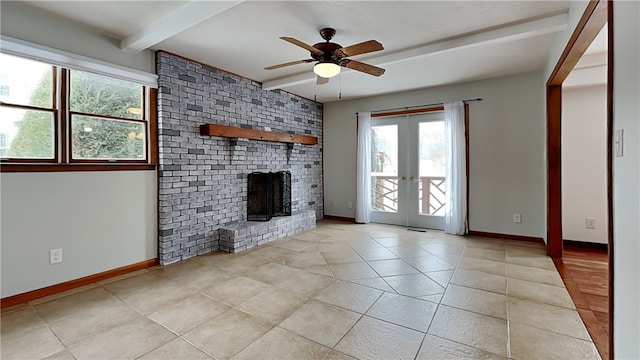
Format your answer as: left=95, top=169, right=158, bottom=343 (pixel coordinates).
left=20, top=0, right=573, bottom=102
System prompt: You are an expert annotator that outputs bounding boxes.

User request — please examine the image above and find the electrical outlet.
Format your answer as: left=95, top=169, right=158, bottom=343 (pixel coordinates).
left=331, top=200, right=336, bottom=207
left=586, top=218, right=596, bottom=229
left=513, top=213, right=522, bottom=223
left=348, top=201, right=353, bottom=209
left=50, top=249, right=63, bottom=264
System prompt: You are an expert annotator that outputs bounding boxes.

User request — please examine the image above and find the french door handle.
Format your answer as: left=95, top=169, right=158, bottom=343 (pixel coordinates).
left=401, top=176, right=407, bottom=181
left=410, top=176, right=418, bottom=182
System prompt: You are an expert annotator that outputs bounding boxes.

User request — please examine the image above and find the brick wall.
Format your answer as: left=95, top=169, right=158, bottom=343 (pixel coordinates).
left=156, top=51, right=323, bottom=265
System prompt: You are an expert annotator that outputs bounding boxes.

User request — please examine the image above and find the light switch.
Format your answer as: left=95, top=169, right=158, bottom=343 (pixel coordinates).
left=615, top=129, right=624, bottom=157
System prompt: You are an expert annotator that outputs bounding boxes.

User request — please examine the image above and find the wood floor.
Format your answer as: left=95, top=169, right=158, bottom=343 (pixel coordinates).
left=554, top=243, right=609, bottom=360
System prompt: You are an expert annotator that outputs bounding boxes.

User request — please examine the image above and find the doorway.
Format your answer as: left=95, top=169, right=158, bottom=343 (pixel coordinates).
left=369, top=111, right=445, bottom=229
left=546, top=0, right=611, bottom=358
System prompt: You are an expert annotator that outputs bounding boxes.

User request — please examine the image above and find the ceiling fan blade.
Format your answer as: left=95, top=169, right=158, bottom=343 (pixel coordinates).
left=340, top=59, right=385, bottom=77
left=316, top=76, right=329, bottom=85
left=336, top=40, right=383, bottom=57
left=280, top=37, right=323, bottom=56
left=264, top=59, right=313, bottom=70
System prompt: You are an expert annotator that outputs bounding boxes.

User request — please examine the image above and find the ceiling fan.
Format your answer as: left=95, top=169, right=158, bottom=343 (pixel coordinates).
left=265, top=28, right=385, bottom=84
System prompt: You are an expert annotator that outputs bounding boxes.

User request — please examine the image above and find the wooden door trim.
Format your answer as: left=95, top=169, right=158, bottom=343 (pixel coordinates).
left=547, top=84, right=563, bottom=258
left=547, top=1, right=608, bottom=86
left=606, top=2, right=614, bottom=358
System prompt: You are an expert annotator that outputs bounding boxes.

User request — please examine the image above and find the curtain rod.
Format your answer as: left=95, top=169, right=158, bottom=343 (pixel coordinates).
left=356, top=98, right=482, bottom=115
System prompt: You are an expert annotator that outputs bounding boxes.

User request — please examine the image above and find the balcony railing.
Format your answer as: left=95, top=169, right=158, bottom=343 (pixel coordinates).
left=372, top=175, right=445, bottom=215
left=421, top=176, right=445, bottom=215
left=372, top=175, right=399, bottom=212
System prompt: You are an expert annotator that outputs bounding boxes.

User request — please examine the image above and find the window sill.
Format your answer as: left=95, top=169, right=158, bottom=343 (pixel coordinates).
left=0, top=163, right=156, bottom=173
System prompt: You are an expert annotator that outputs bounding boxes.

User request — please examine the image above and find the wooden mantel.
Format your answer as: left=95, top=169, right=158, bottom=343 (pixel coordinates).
left=200, top=124, right=318, bottom=145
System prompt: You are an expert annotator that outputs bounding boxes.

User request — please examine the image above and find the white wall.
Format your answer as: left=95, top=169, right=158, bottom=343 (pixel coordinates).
left=324, top=71, right=546, bottom=239
left=562, top=85, right=608, bottom=244
left=0, top=1, right=155, bottom=74
left=0, top=171, right=157, bottom=298
left=613, top=1, right=640, bottom=358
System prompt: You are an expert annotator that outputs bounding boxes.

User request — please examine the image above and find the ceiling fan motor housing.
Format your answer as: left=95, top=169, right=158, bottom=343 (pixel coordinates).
left=311, top=42, right=343, bottom=62
left=311, top=27, right=344, bottom=63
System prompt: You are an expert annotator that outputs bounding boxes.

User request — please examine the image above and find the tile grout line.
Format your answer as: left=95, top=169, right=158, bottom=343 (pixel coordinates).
left=429, top=238, right=512, bottom=358
left=28, top=301, right=69, bottom=359
left=423, top=238, right=466, bottom=345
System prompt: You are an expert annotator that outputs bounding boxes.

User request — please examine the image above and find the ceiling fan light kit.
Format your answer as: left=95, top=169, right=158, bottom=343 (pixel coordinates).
left=313, top=61, right=341, bottom=78
left=265, top=28, right=385, bottom=84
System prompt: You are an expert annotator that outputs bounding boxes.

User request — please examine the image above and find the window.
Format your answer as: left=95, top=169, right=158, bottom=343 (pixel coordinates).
left=0, top=52, right=153, bottom=165
left=0, top=54, right=56, bottom=160
left=69, top=70, right=146, bottom=161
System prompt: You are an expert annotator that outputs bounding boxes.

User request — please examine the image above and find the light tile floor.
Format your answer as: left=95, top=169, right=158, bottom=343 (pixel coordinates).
left=1, top=220, right=602, bottom=360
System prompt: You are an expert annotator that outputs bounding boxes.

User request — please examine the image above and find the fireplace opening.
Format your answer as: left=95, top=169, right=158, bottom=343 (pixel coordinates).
left=247, top=171, right=291, bottom=221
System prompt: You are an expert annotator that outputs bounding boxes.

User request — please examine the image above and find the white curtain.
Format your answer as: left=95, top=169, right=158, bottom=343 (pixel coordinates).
left=356, top=112, right=372, bottom=223
left=444, top=101, right=468, bottom=234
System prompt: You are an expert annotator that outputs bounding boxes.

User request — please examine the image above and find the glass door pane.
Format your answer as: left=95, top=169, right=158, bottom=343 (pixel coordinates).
left=418, top=121, right=446, bottom=216
left=371, top=124, right=399, bottom=213
left=408, top=113, right=445, bottom=230
left=370, top=118, right=408, bottom=226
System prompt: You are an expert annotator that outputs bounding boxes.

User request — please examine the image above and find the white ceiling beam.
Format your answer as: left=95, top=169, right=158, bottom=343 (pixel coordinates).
left=120, top=0, right=245, bottom=53
left=262, top=13, right=568, bottom=90
left=564, top=52, right=607, bottom=88
left=574, top=52, right=607, bottom=69
left=563, top=65, right=607, bottom=88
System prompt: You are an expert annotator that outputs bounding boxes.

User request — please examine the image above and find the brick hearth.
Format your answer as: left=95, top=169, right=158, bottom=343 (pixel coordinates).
left=219, top=210, right=316, bottom=253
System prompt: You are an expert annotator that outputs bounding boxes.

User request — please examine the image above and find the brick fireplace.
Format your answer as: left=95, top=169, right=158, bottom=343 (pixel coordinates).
left=156, top=51, right=323, bottom=265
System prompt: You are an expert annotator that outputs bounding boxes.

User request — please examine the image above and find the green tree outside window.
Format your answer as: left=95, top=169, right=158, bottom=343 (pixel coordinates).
left=8, top=69, right=146, bottom=160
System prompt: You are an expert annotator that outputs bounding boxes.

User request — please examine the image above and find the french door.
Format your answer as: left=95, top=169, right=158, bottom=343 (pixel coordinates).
left=369, top=112, right=445, bottom=229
